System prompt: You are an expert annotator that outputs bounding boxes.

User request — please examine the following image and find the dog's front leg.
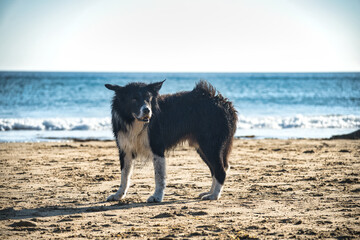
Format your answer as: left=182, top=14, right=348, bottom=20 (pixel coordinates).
left=147, top=155, right=166, bottom=203
left=107, top=152, right=133, bottom=201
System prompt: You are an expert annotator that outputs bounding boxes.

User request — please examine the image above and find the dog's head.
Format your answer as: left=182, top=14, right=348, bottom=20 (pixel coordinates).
left=105, top=80, right=165, bottom=123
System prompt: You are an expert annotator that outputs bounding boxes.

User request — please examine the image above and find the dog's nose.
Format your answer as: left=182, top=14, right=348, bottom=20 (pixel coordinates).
left=143, top=107, right=150, bottom=115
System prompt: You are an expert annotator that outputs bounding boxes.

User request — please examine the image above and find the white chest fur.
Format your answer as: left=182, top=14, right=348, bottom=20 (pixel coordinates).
left=117, top=121, right=153, bottom=160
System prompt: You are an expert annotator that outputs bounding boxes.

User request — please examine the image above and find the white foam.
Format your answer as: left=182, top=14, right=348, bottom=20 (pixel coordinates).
left=0, top=118, right=111, bottom=131
left=237, top=114, right=360, bottom=129
left=0, top=115, right=359, bottom=132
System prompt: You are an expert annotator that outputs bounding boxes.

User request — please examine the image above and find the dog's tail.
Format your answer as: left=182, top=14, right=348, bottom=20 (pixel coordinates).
left=193, top=80, right=217, bottom=98
left=194, top=80, right=238, bottom=166
left=193, top=80, right=238, bottom=122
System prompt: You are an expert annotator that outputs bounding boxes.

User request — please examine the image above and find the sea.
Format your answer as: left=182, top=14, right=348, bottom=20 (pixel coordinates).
left=0, top=71, right=359, bottom=142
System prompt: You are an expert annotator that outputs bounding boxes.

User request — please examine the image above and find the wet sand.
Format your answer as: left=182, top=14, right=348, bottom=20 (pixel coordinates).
left=0, top=139, right=359, bottom=239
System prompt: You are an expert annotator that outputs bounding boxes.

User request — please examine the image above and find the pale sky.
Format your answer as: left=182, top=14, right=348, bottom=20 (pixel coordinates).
left=0, top=0, right=359, bottom=72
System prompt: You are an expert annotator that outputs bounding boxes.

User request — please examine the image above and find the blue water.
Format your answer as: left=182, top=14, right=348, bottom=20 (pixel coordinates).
left=0, top=72, right=359, bottom=141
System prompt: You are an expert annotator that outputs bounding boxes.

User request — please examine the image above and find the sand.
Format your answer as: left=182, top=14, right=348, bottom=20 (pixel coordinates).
left=0, top=139, right=359, bottom=239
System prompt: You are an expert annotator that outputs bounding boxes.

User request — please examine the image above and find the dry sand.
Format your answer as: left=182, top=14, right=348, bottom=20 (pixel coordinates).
left=0, top=139, right=359, bottom=239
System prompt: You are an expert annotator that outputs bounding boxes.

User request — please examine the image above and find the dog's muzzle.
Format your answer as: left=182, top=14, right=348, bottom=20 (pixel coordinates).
left=137, top=115, right=150, bottom=123
left=135, top=105, right=152, bottom=123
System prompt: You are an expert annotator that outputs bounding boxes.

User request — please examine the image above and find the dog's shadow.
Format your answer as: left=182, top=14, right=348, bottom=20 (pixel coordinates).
left=0, top=199, right=201, bottom=221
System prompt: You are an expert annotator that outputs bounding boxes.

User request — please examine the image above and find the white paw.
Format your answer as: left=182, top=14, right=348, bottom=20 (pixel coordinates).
left=198, top=192, right=211, bottom=198
left=107, top=193, right=121, bottom=201
left=201, top=193, right=220, bottom=200
left=147, top=195, right=163, bottom=203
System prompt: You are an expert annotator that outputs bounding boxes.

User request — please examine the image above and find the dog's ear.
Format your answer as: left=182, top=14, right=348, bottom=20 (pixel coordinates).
left=105, top=84, right=122, bottom=91
left=148, top=80, right=165, bottom=94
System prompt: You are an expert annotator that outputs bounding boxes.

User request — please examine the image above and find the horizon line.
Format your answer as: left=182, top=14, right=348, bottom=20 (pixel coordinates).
left=1, top=69, right=360, bottom=74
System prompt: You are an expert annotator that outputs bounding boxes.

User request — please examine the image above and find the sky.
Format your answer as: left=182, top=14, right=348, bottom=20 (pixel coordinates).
left=0, top=0, right=359, bottom=72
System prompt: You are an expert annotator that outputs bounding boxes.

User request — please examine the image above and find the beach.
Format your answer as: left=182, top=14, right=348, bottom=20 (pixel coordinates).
left=0, top=139, right=359, bottom=239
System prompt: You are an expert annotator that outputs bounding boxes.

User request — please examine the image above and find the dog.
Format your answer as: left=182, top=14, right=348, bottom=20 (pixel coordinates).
left=105, top=80, right=237, bottom=202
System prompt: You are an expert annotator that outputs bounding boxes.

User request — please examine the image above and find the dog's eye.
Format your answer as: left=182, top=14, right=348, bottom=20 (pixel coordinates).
left=132, top=96, right=139, bottom=101
left=144, top=93, right=152, bottom=101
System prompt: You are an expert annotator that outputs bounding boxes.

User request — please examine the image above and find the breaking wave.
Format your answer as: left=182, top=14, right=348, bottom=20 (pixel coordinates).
left=237, top=114, right=360, bottom=129
left=0, top=118, right=111, bottom=131
left=0, top=114, right=359, bottom=131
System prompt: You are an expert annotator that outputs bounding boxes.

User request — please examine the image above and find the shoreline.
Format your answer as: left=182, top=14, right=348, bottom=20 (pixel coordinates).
left=0, top=128, right=358, bottom=143
left=1, top=139, right=359, bottom=239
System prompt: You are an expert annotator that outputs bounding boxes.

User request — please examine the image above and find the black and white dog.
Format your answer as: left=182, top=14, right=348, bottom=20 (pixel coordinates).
left=105, top=80, right=237, bottom=203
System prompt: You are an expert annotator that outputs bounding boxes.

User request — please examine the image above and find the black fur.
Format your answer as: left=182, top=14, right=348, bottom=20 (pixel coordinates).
left=106, top=80, right=237, bottom=189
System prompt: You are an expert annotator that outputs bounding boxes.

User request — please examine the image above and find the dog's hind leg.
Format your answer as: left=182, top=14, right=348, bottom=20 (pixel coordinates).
left=199, top=175, right=216, bottom=198
left=107, top=151, right=134, bottom=201
left=201, top=176, right=225, bottom=200
left=196, top=148, right=216, bottom=198
left=147, top=154, right=166, bottom=203
left=198, top=144, right=227, bottom=200
left=201, top=163, right=226, bottom=200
